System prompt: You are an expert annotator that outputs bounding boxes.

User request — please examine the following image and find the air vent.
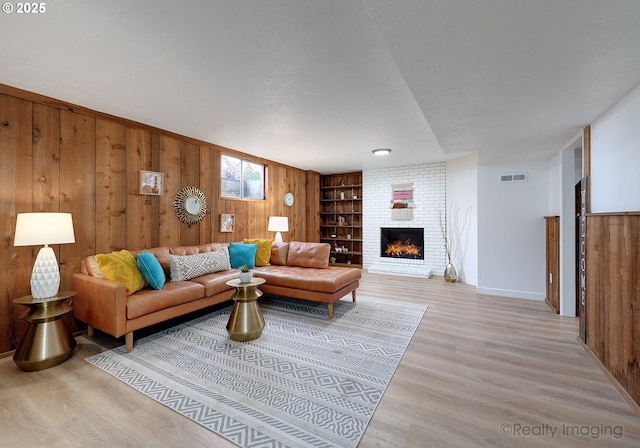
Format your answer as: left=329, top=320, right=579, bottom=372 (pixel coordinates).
left=499, top=173, right=528, bottom=184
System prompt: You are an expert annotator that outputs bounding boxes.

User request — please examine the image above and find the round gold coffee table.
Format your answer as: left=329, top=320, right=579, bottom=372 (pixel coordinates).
left=225, top=278, right=266, bottom=342
left=13, top=290, right=77, bottom=371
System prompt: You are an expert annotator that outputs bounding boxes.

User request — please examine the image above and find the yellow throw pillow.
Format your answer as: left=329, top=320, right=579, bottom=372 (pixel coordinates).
left=95, top=249, right=146, bottom=295
left=244, top=238, right=273, bottom=266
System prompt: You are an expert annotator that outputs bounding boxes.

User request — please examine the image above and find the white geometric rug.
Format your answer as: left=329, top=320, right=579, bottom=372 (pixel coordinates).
left=86, top=295, right=427, bottom=448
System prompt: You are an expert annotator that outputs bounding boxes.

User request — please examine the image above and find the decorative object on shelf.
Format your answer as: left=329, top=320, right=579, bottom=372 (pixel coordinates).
left=268, top=216, right=289, bottom=242
left=238, top=265, right=253, bottom=283
left=391, top=183, right=414, bottom=220
left=436, top=202, right=473, bottom=283
left=139, top=170, right=163, bottom=195
left=339, top=179, right=345, bottom=186
left=331, top=233, right=337, bottom=238
left=220, top=213, right=235, bottom=232
left=284, top=192, right=295, bottom=207
left=337, top=216, right=347, bottom=226
left=14, top=213, right=76, bottom=299
left=353, top=194, right=358, bottom=199
left=329, top=257, right=336, bottom=264
left=174, top=187, right=207, bottom=225
left=346, top=233, right=352, bottom=240
left=340, top=191, right=345, bottom=200
left=325, top=192, right=332, bottom=199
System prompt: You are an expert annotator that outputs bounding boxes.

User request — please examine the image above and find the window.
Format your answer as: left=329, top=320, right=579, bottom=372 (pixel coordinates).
left=221, top=155, right=265, bottom=200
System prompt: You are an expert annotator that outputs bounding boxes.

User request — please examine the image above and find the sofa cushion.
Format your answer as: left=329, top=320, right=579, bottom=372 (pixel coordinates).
left=188, top=269, right=240, bottom=297
left=270, top=242, right=289, bottom=266
left=169, top=248, right=230, bottom=281
left=127, top=281, right=206, bottom=319
left=253, top=265, right=360, bottom=293
left=169, top=243, right=228, bottom=256
left=136, top=250, right=166, bottom=290
left=244, top=238, right=272, bottom=266
left=95, top=250, right=146, bottom=295
left=229, top=243, right=258, bottom=269
left=286, top=242, right=330, bottom=269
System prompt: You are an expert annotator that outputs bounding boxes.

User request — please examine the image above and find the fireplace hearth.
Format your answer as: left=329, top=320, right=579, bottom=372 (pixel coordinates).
left=380, top=227, right=424, bottom=260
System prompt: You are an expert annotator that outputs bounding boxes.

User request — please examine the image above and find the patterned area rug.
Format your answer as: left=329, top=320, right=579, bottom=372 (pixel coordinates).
left=86, top=296, right=427, bottom=448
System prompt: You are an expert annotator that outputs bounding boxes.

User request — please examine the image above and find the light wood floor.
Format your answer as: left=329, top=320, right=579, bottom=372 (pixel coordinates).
left=1, top=272, right=639, bottom=447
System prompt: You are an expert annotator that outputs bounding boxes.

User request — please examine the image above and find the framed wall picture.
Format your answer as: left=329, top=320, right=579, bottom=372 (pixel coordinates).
left=139, top=170, right=163, bottom=195
left=220, top=213, right=235, bottom=232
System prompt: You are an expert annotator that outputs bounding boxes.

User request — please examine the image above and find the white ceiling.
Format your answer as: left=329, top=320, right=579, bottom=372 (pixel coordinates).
left=2, top=1, right=640, bottom=174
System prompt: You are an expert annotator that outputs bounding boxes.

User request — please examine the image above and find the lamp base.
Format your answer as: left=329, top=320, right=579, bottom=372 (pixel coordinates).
left=274, top=231, right=283, bottom=243
left=30, top=246, right=60, bottom=299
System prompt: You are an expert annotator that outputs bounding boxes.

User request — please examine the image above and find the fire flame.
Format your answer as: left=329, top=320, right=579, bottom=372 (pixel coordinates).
left=385, top=239, right=422, bottom=258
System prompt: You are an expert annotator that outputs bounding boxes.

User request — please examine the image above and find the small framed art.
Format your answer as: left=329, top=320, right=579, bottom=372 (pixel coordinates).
left=220, top=213, right=235, bottom=232
left=139, top=170, right=163, bottom=195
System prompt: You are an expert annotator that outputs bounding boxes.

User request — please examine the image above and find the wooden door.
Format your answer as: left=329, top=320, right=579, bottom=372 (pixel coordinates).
left=545, top=216, right=560, bottom=313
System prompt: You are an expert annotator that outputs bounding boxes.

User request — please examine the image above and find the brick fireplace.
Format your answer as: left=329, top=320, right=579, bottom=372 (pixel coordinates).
left=363, top=163, right=446, bottom=277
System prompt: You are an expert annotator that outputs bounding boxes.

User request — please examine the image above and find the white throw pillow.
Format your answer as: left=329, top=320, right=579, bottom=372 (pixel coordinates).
left=168, top=248, right=230, bottom=281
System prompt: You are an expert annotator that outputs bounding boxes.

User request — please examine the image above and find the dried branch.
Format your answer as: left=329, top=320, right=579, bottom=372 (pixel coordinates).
left=436, top=202, right=473, bottom=265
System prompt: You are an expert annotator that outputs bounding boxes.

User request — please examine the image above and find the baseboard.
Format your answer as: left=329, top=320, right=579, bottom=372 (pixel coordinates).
left=476, top=287, right=545, bottom=301
left=579, top=339, right=640, bottom=416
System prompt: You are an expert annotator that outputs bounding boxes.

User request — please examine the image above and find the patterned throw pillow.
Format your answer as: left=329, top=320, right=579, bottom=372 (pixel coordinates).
left=244, top=238, right=273, bottom=266
left=95, top=249, right=146, bottom=295
left=168, top=247, right=231, bottom=281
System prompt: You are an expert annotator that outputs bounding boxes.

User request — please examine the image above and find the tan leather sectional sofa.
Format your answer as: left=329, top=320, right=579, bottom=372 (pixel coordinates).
left=72, top=241, right=361, bottom=352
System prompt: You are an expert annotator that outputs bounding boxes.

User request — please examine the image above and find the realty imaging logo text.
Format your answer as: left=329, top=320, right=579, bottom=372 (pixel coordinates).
left=500, top=423, right=623, bottom=439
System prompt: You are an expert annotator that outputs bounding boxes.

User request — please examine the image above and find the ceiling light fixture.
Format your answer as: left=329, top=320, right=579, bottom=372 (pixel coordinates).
left=372, top=148, right=392, bottom=156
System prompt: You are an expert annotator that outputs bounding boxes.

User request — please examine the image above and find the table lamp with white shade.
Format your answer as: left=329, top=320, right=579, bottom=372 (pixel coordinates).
left=14, top=212, right=76, bottom=299
left=268, top=216, right=289, bottom=243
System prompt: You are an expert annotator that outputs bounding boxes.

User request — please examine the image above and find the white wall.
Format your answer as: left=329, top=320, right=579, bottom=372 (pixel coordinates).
left=446, top=154, right=478, bottom=285
left=477, top=161, right=549, bottom=300
left=363, top=163, right=446, bottom=276
left=591, top=83, right=640, bottom=212
left=548, top=153, right=562, bottom=216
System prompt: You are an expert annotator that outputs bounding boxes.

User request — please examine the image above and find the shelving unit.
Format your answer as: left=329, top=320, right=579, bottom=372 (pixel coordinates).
left=319, top=172, right=363, bottom=268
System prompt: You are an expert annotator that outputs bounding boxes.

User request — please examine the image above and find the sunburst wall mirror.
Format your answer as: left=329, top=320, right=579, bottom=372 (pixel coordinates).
left=174, top=186, right=207, bottom=225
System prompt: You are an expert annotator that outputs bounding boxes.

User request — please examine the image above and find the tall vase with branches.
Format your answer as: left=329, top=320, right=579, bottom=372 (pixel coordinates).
left=436, top=202, right=472, bottom=282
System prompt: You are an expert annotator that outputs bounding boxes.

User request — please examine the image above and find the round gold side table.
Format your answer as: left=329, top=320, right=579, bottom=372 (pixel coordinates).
left=225, top=278, right=266, bottom=342
left=13, top=290, right=77, bottom=371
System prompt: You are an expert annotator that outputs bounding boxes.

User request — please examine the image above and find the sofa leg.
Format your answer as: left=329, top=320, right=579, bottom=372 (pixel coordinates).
left=352, top=289, right=357, bottom=303
left=125, top=332, right=134, bottom=353
left=87, top=325, right=94, bottom=337
left=327, top=303, right=334, bottom=320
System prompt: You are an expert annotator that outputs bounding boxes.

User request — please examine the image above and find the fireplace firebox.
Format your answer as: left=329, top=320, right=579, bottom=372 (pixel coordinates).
left=380, top=227, right=424, bottom=260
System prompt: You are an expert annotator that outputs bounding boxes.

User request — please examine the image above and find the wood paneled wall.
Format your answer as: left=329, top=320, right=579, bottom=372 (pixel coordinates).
left=0, top=85, right=317, bottom=355
left=586, top=212, right=640, bottom=405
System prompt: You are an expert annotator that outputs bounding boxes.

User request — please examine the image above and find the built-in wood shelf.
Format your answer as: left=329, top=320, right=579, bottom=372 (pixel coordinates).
left=319, top=172, right=363, bottom=268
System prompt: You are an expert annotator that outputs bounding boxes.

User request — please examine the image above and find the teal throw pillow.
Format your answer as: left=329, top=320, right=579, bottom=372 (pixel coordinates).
left=229, top=243, right=258, bottom=269
left=137, top=250, right=166, bottom=290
